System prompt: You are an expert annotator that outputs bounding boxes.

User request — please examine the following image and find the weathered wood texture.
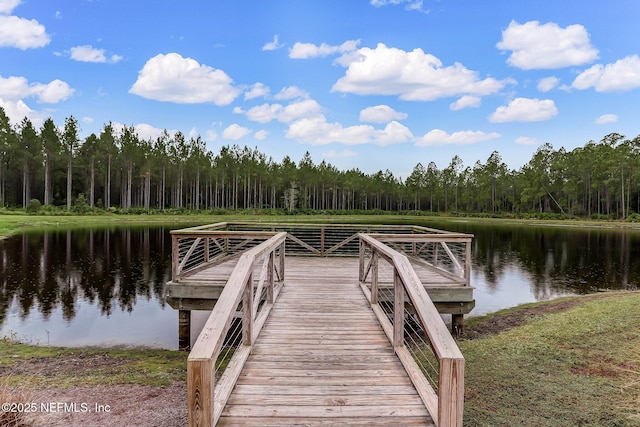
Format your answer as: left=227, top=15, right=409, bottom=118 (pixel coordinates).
left=217, top=256, right=435, bottom=426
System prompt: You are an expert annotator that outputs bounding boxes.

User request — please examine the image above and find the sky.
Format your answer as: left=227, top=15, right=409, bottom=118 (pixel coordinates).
left=2, top=0, right=640, bottom=178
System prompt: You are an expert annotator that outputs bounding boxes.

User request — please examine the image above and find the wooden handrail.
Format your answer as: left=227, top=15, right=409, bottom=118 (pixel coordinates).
left=359, top=233, right=465, bottom=427
left=187, top=232, right=286, bottom=427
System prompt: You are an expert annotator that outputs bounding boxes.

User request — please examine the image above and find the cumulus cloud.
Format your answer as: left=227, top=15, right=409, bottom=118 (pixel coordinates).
left=262, top=34, right=283, bottom=51
left=595, top=114, right=618, bottom=124
left=286, top=116, right=412, bottom=146
left=497, top=20, right=598, bottom=69
left=516, top=136, right=542, bottom=145
left=111, top=122, right=180, bottom=141
left=416, top=129, right=501, bottom=147
left=0, top=75, right=74, bottom=103
left=0, top=0, right=20, bottom=14
left=537, top=77, right=560, bottom=92
left=489, top=98, right=558, bottom=123
left=572, top=55, right=640, bottom=92
left=70, top=45, right=123, bottom=63
left=0, top=15, right=50, bottom=49
left=0, top=97, right=39, bottom=125
left=359, top=105, right=407, bottom=123
left=450, top=95, right=481, bottom=111
left=332, top=43, right=514, bottom=101
left=244, top=99, right=322, bottom=124
left=254, top=130, right=268, bottom=140
left=223, top=124, right=251, bottom=140
left=244, top=82, right=270, bottom=100
left=274, top=86, right=309, bottom=100
left=129, top=53, right=241, bottom=105
left=322, top=149, right=357, bottom=158
left=289, top=39, right=360, bottom=59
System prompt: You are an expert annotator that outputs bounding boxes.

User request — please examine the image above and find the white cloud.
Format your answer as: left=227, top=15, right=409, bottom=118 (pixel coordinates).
left=111, top=122, right=179, bottom=141
left=416, top=129, right=501, bottom=147
left=244, top=99, right=322, bottom=124
left=206, top=129, right=217, bottom=141
left=0, top=0, right=20, bottom=14
left=274, top=86, right=308, bottom=100
left=572, top=55, right=640, bottom=92
left=595, top=114, right=618, bottom=124
left=223, top=123, right=251, bottom=140
left=70, top=45, right=111, bottom=63
left=286, top=116, right=412, bottom=146
left=497, top=20, right=598, bottom=69
left=254, top=130, right=268, bottom=140
left=0, top=97, right=39, bottom=125
left=129, top=53, right=241, bottom=105
left=332, top=43, right=514, bottom=101
left=289, top=39, right=360, bottom=59
left=0, top=15, right=50, bottom=49
left=0, top=75, right=74, bottom=103
left=516, top=136, right=542, bottom=145
left=450, top=95, right=481, bottom=111
left=82, top=116, right=94, bottom=124
left=489, top=98, right=558, bottom=123
left=537, top=77, right=560, bottom=92
left=262, top=34, right=283, bottom=51
left=359, top=105, right=407, bottom=123
left=370, top=0, right=428, bottom=13
left=244, top=82, right=270, bottom=100
left=322, top=149, right=357, bottom=158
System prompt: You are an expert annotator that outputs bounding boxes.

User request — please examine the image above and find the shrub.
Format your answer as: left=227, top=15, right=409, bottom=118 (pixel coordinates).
left=25, top=198, right=41, bottom=214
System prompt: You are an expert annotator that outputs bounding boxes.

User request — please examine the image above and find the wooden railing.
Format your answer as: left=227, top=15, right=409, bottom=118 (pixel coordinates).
left=359, top=233, right=465, bottom=427
left=170, top=226, right=278, bottom=282
left=366, top=233, right=473, bottom=287
left=187, top=232, right=286, bottom=427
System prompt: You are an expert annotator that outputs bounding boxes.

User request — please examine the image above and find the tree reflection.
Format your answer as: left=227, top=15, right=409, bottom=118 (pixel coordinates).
left=0, top=227, right=172, bottom=327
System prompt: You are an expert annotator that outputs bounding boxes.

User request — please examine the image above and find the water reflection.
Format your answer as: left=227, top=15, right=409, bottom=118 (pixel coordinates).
left=0, top=227, right=174, bottom=347
left=421, top=220, right=640, bottom=314
left=0, top=221, right=639, bottom=346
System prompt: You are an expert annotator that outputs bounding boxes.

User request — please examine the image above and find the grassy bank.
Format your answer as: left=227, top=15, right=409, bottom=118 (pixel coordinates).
left=460, top=292, right=640, bottom=426
left=2, top=211, right=640, bottom=239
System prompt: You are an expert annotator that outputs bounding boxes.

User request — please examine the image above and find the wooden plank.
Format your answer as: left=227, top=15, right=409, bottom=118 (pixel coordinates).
left=216, top=416, right=433, bottom=426
left=221, top=404, right=429, bottom=418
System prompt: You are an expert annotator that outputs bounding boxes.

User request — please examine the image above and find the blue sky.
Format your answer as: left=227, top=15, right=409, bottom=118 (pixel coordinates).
left=2, top=0, right=640, bottom=178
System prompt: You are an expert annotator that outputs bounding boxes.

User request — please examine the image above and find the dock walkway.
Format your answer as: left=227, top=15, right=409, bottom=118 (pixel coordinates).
left=218, top=257, right=434, bottom=426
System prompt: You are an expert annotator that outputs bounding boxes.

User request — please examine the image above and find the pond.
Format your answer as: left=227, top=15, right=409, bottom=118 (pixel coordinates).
left=0, top=220, right=638, bottom=349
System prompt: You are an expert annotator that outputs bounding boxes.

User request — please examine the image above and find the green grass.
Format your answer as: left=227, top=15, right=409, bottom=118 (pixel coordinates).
left=0, top=338, right=187, bottom=387
left=459, top=292, right=640, bottom=426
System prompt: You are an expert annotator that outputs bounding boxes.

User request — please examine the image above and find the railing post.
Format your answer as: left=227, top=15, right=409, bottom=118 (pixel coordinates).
left=188, top=358, right=214, bottom=427
left=172, top=234, right=179, bottom=281
left=279, top=242, right=285, bottom=280
left=359, top=240, right=365, bottom=281
left=371, top=252, right=379, bottom=305
left=242, top=272, right=254, bottom=346
left=439, top=357, right=465, bottom=427
left=204, top=237, right=209, bottom=263
left=433, top=242, right=439, bottom=266
left=267, top=251, right=274, bottom=304
left=320, top=227, right=325, bottom=256
left=464, top=240, right=471, bottom=287
left=393, top=268, right=404, bottom=349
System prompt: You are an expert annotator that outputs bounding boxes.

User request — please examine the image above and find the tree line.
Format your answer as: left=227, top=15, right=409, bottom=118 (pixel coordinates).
left=1, top=107, right=639, bottom=219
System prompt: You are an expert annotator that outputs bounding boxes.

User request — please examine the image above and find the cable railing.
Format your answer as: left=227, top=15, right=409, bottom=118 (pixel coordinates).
left=359, top=233, right=465, bottom=427
left=187, top=232, right=286, bottom=427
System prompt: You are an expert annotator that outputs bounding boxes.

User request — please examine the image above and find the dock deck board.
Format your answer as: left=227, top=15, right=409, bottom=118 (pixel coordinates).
left=217, top=257, right=435, bottom=426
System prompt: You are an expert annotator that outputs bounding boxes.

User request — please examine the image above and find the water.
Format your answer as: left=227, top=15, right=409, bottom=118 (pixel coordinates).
left=0, top=221, right=638, bottom=348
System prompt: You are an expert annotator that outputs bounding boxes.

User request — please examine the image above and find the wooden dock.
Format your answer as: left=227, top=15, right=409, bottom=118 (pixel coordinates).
left=218, top=257, right=434, bottom=426
left=165, top=222, right=470, bottom=426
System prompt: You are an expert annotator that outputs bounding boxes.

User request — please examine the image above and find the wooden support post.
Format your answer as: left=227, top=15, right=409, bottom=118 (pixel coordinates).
left=179, top=310, right=191, bottom=351
left=452, top=314, right=464, bottom=338
left=279, top=242, right=285, bottom=280
left=359, top=241, right=365, bottom=281
left=438, top=357, right=465, bottom=427
left=393, top=269, right=404, bottom=349
left=320, top=227, right=325, bottom=256
left=204, top=237, right=209, bottom=262
left=188, top=358, right=214, bottom=427
left=464, top=240, right=472, bottom=287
